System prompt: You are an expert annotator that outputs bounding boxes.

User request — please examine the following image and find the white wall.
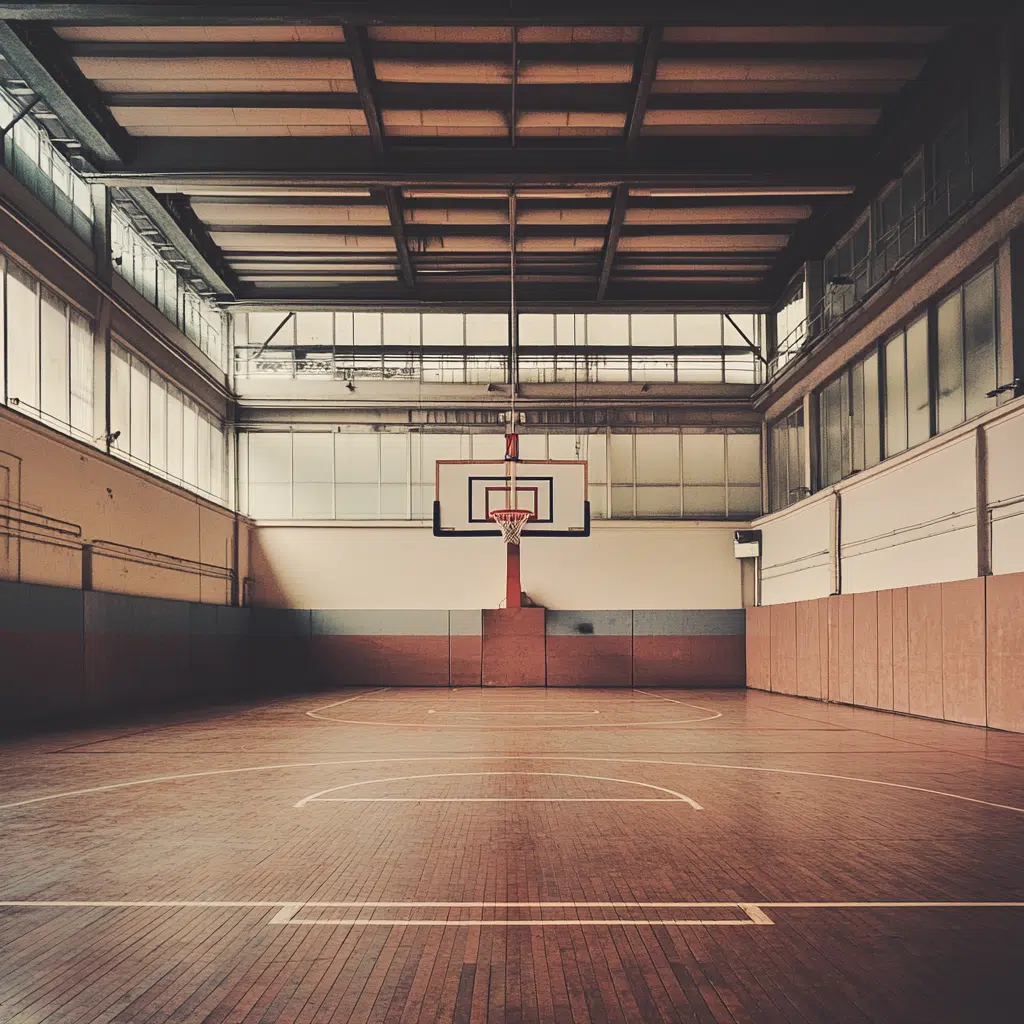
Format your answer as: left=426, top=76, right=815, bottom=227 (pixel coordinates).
left=249, top=520, right=743, bottom=610
left=758, top=495, right=832, bottom=605
left=754, top=399, right=1024, bottom=604
left=840, top=435, right=977, bottom=593
left=987, top=406, right=1024, bottom=575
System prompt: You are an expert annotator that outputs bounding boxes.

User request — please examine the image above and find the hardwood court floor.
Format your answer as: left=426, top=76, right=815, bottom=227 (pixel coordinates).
left=2, top=687, right=1024, bottom=1023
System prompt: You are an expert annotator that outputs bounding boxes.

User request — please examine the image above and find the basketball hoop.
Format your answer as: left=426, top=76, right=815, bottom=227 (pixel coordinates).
left=490, top=508, right=533, bottom=546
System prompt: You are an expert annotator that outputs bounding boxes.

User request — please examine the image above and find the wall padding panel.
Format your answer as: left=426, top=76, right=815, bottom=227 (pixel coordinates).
left=546, top=612, right=632, bottom=688
left=986, top=571, right=1024, bottom=732
left=940, top=578, right=987, bottom=726
left=632, top=610, right=745, bottom=688
left=752, top=572, right=1024, bottom=733
left=745, top=606, right=771, bottom=691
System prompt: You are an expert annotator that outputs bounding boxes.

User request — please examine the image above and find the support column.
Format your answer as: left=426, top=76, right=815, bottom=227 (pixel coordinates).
left=505, top=543, right=522, bottom=608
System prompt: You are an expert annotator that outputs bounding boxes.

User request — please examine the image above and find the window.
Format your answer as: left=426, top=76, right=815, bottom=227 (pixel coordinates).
left=242, top=429, right=758, bottom=522
left=937, top=264, right=998, bottom=430
left=769, top=406, right=805, bottom=511
left=233, top=310, right=763, bottom=386
left=3, top=259, right=96, bottom=444
left=108, top=340, right=227, bottom=502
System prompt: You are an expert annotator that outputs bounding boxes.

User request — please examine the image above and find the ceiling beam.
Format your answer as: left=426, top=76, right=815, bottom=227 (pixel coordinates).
left=122, top=187, right=238, bottom=296
left=598, top=27, right=662, bottom=300
left=0, top=2, right=1011, bottom=25
left=0, top=21, right=131, bottom=165
left=344, top=23, right=415, bottom=291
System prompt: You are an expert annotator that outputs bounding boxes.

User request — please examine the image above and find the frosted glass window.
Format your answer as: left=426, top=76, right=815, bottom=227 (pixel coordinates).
left=109, top=343, right=130, bottom=455
left=676, top=314, right=721, bottom=346
left=248, top=433, right=291, bottom=517
left=336, top=434, right=379, bottom=482
left=963, top=265, right=997, bottom=419
left=684, top=486, right=726, bottom=516
left=863, top=352, right=881, bottom=468
left=727, top=434, right=761, bottom=486
left=70, top=311, right=93, bottom=437
left=247, top=312, right=291, bottom=350
left=149, top=376, right=166, bottom=471
left=334, top=312, right=354, bottom=346
left=166, top=386, right=183, bottom=479
left=631, top=314, right=674, bottom=346
left=380, top=434, right=409, bottom=487
left=937, top=291, right=964, bottom=431
left=423, top=314, right=463, bottom=346
left=353, top=312, right=382, bottom=345
left=7, top=264, right=40, bottom=413
left=610, top=434, right=634, bottom=484
left=197, top=413, right=211, bottom=492
left=611, top=486, right=635, bottom=517
left=294, top=433, right=333, bottom=482
left=636, top=486, right=679, bottom=517
left=588, top=486, right=607, bottom=520
left=682, top=434, right=725, bottom=485
left=182, top=399, right=198, bottom=485
left=884, top=333, right=908, bottom=456
left=677, top=354, right=724, bottom=382
left=547, top=433, right=582, bottom=461
left=587, top=314, right=628, bottom=346
left=249, top=433, right=292, bottom=482
left=635, top=434, right=680, bottom=485
left=584, top=433, right=607, bottom=484
left=384, top=312, right=420, bottom=346
left=729, top=486, right=762, bottom=517
left=467, top=313, right=507, bottom=346
left=39, top=288, right=69, bottom=426
left=905, top=316, right=930, bottom=447
left=632, top=357, right=675, bottom=382
left=555, top=314, right=585, bottom=347
left=130, top=355, right=150, bottom=463
left=336, top=483, right=378, bottom=517
left=210, top=425, right=224, bottom=500
left=470, top=434, right=505, bottom=460
left=295, top=312, right=334, bottom=349
left=518, top=314, right=553, bottom=346
left=381, top=484, right=407, bottom=518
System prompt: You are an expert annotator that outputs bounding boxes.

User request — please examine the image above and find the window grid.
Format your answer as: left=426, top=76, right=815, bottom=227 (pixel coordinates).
left=243, top=429, right=762, bottom=522
left=234, top=311, right=765, bottom=386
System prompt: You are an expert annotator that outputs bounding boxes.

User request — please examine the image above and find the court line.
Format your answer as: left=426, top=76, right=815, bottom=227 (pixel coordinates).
left=3, top=755, right=1024, bottom=816
left=425, top=710, right=600, bottom=716
left=634, top=689, right=723, bottom=721
left=295, top=771, right=703, bottom=809
left=308, top=798, right=684, bottom=803
left=304, top=688, right=389, bottom=722
left=4, top=900, right=1024, bottom=929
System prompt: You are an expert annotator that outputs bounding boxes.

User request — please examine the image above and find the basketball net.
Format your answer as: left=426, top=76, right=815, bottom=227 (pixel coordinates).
left=490, top=508, right=533, bottom=546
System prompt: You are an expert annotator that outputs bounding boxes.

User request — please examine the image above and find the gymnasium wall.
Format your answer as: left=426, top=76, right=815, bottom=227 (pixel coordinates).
left=0, top=406, right=246, bottom=604
left=751, top=400, right=1024, bottom=731
left=247, top=520, right=744, bottom=610
left=758, top=401, right=1024, bottom=606
left=746, top=572, right=1024, bottom=733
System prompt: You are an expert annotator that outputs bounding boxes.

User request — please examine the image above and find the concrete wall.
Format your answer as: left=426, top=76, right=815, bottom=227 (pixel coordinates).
left=248, top=520, right=744, bottom=610
left=1, top=406, right=245, bottom=604
left=747, top=571, right=1024, bottom=733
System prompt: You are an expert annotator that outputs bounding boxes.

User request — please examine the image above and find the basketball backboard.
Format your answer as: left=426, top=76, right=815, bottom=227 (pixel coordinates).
left=433, top=459, right=589, bottom=537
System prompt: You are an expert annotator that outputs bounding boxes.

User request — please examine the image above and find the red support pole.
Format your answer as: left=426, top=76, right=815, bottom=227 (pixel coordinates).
left=505, top=542, right=522, bottom=608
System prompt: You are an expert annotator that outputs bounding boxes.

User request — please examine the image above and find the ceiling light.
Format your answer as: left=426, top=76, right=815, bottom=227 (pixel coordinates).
left=632, top=186, right=856, bottom=198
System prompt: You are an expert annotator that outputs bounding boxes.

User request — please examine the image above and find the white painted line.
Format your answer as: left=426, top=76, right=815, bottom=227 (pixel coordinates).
left=634, top=689, right=723, bottom=721
left=426, top=710, right=601, bottom=716
left=277, top=917, right=766, bottom=927
left=3, top=755, right=1023, bottom=817
left=307, top=794, right=684, bottom=802
left=305, top=688, right=389, bottom=722
left=5, top=901, right=1024, bottom=929
left=3, top=900, right=1024, bottom=910
left=294, top=772, right=703, bottom=809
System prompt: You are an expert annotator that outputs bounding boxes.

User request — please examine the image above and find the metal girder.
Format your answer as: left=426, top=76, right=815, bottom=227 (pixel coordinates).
left=597, top=28, right=662, bottom=300
left=344, top=23, right=416, bottom=291
left=0, top=2, right=1012, bottom=25
left=124, top=188, right=238, bottom=296
left=0, top=20, right=131, bottom=164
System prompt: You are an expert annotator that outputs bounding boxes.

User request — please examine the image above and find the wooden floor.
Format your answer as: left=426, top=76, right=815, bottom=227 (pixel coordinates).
left=2, top=687, right=1024, bottom=1023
